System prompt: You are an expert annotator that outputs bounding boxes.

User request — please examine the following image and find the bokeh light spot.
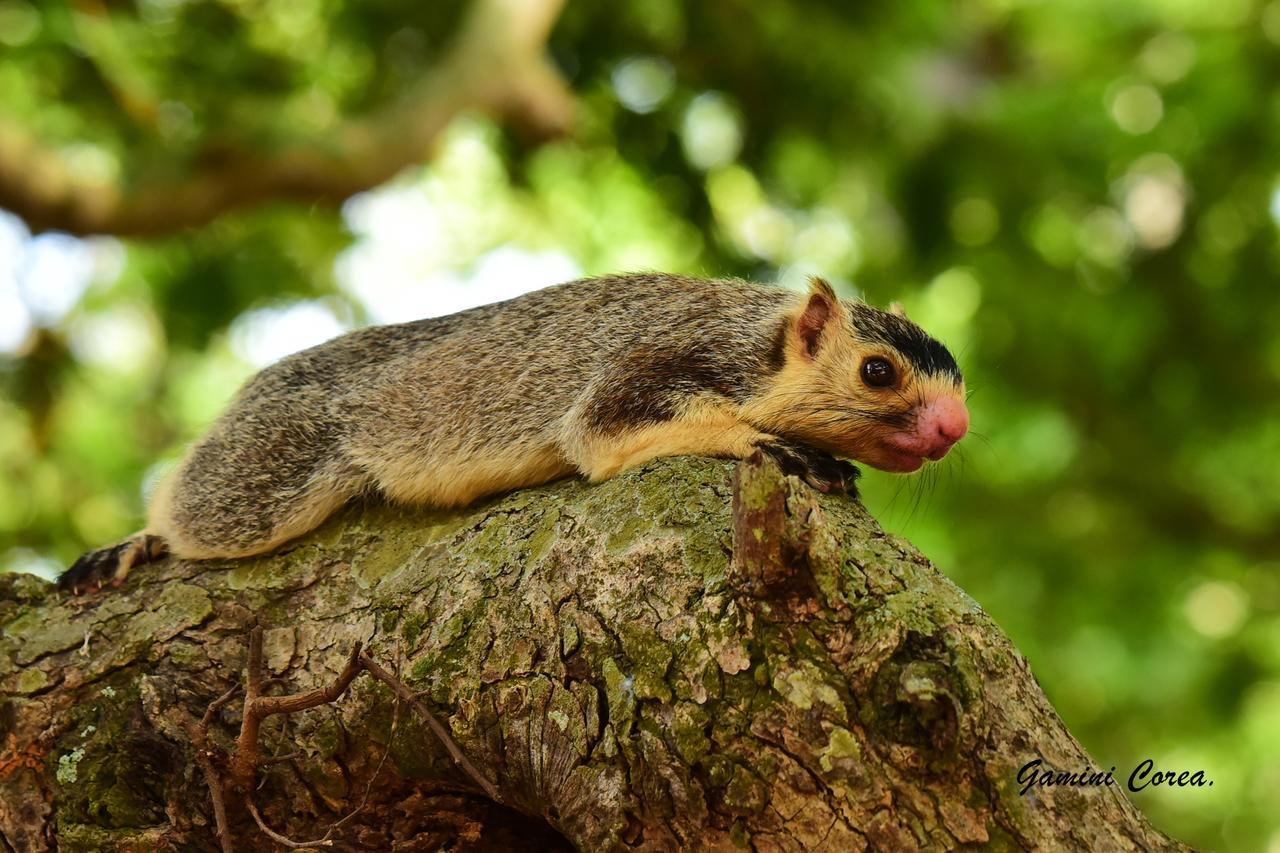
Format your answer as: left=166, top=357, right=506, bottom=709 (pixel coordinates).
left=229, top=301, right=348, bottom=368
left=1078, top=207, right=1133, bottom=266
left=1139, top=32, right=1196, bottom=84
left=68, top=304, right=162, bottom=374
left=1122, top=155, right=1186, bottom=250
left=0, top=0, right=39, bottom=47
left=1185, top=580, right=1249, bottom=639
left=612, top=56, right=676, bottom=114
left=681, top=92, right=743, bottom=170
left=1108, top=82, right=1164, bottom=135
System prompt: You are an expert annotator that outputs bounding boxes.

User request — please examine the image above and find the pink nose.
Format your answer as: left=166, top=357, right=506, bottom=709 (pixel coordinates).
left=918, top=396, right=969, bottom=451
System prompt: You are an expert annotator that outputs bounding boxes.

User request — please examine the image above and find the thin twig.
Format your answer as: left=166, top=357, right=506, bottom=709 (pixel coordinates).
left=187, top=684, right=242, bottom=853
left=232, top=628, right=363, bottom=790
left=245, top=799, right=335, bottom=849
left=190, top=632, right=501, bottom=851
left=230, top=627, right=266, bottom=790
left=329, top=672, right=401, bottom=834
left=253, top=641, right=362, bottom=716
left=191, top=740, right=233, bottom=853
left=202, top=684, right=242, bottom=725
left=358, top=651, right=503, bottom=804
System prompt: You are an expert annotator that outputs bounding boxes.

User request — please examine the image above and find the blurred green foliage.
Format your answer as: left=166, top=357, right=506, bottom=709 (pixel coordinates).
left=2, top=0, right=1279, bottom=848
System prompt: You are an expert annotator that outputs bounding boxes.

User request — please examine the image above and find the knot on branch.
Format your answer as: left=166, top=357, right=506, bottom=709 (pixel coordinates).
left=866, top=630, right=975, bottom=771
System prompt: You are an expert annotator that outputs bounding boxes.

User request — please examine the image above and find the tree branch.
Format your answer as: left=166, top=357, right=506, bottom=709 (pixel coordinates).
left=0, top=0, right=573, bottom=237
left=0, top=458, right=1188, bottom=850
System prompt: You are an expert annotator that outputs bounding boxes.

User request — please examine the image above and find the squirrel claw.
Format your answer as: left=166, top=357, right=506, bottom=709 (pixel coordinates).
left=756, top=440, right=860, bottom=498
left=59, top=544, right=126, bottom=594
left=58, top=535, right=168, bottom=595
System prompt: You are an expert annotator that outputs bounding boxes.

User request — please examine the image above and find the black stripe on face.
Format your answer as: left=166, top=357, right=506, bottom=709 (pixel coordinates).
left=765, top=319, right=789, bottom=373
left=849, top=304, right=963, bottom=383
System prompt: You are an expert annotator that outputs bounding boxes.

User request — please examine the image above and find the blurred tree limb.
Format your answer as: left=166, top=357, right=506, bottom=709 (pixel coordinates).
left=0, top=457, right=1185, bottom=850
left=0, top=0, right=573, bottom=238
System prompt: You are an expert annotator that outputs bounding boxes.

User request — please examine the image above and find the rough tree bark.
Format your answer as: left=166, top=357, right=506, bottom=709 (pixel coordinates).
left=0, top=456, right=1186, bottom=851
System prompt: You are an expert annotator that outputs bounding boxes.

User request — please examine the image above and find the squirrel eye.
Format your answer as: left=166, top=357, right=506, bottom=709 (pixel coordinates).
left=860, top=357, right=896, bottom=388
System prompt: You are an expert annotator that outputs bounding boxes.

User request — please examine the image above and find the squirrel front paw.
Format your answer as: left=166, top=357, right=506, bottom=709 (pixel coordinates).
left=756, top=440, right=860, bottom=496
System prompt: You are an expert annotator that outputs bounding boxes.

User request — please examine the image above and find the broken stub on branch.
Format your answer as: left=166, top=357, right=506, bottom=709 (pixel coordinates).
left=730, top=449, right=842, bottom=620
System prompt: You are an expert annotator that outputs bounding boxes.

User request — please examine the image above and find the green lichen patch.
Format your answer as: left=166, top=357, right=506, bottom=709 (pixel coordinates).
left=348, top=510, right=467, bottom=587
left=581, top=458, right=733, bottom=534
left=520, top=507, right=562, bottom=564
left=0, top=571, right=51, bottom=604
left=53, top=823, right=170, bottom=853
left=163, top=639, right=205, bottom=669
left=453, top=507, right=552, bottom=577
left=401, top=612, right=429, bottom=649
left=52, top=678, right=175, bottom=833
left=119, top=584, right=212, bottom=650
left=618, top=624, right=673, bottom=702
left=5, top=606, right=88, bottom=666
left=671, top=701, right=712, bottom=764
left=226, top=545, right=322, bottom=591
left=876, top=586, right=958, bottom=638
left=770, top=659, right=842, bottom=712
left=560, top=621, right=581, bottom=658
left=545, top=679, right=598, bottom=761
left=350, top=536, right=427, bottom=587
left=819, top=725, right=863, bottom=772
left=14, top=666, right=49, bottom=694
left=601, top=658, right=636, bottom=738
left=605, top=513, right=652, bottom=554
left=669, top=641, right=717, bottom=704
left=683, top=527, right=731, bottom=584
left=722, top=762, right=767, bottom=814
left=481, top=632, right=539, bottom=682
left=56, top=747, right=86, bottom=783
left=704, top=618, right=752, bottom=675
left=409, top=617, right=491, bottom=705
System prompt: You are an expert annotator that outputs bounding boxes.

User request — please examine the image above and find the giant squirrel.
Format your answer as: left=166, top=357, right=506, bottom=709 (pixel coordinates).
left=60, top=273, right=969, bottom=593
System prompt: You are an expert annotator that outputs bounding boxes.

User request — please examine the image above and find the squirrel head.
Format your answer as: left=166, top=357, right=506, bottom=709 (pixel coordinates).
left=751, top=277, right=969, bottom=473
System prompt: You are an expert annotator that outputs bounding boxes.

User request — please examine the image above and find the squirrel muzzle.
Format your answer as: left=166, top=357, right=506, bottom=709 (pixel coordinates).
left=869, top=395, right=969, bottom=473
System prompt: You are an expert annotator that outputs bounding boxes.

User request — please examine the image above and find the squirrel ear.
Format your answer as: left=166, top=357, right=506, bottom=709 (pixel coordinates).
left=797, top=277, right=840, bottom=360
left=888, top=301, right=908, bottom=318
left=808, top=276, right=838, bottom=302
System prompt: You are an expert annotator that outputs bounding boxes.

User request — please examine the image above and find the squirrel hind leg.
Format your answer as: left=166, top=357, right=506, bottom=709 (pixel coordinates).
left=59, top=533, right=169, bottom=595
left=154, top=468, right=358, bottom=561
left=150, top=426, right=366, bottom=560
